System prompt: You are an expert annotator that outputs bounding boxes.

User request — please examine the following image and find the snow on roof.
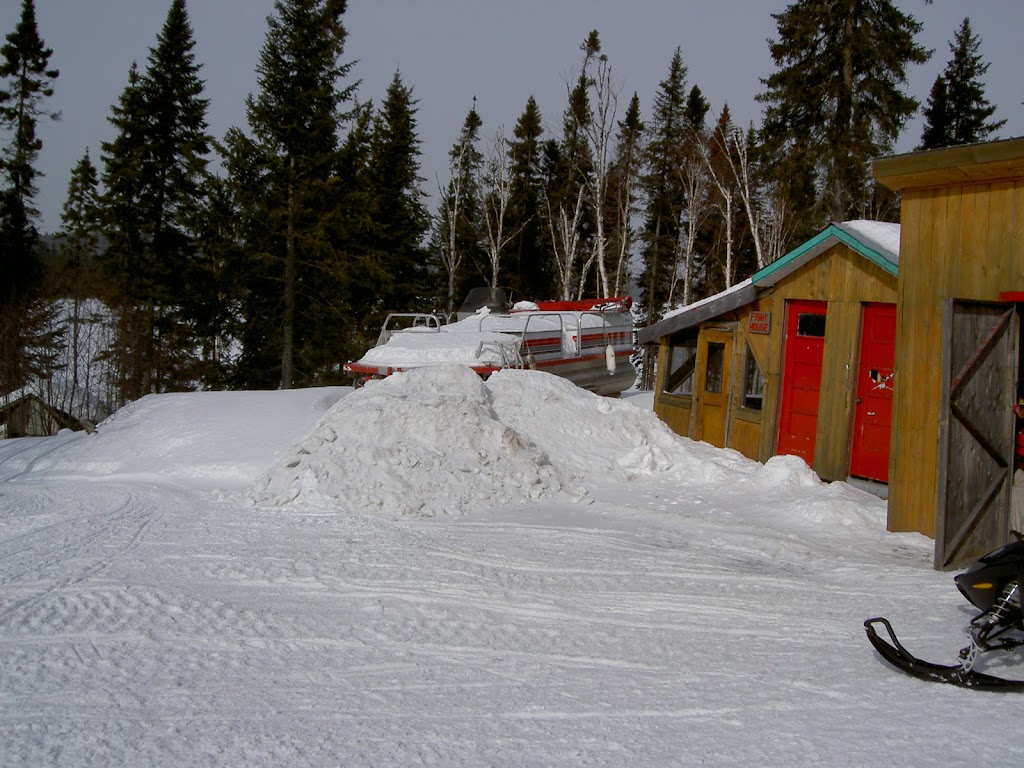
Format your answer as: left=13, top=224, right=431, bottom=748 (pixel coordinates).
left=836, top=219, right=901, bottom=264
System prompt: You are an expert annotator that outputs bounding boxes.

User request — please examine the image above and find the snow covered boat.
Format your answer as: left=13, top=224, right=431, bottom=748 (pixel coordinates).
left=344, top=288, right=637, bottom=396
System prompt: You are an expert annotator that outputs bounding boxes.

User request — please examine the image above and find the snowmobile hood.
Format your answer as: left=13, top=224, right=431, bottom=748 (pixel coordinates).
left=954, top=540, right=1024, bottom=612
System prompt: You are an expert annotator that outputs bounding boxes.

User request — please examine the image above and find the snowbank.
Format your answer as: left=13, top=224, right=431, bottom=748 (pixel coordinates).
left=0, top=388, right=348, bottom=489
left=249, top=365, right=878, bottom=528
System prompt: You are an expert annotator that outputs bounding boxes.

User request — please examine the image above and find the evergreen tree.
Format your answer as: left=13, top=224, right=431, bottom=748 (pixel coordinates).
left=98, top=0, right=211, bottom=402
left=57, top=149, right=100, bottom=295
left=56, top=149, right=101, bottom=414
left=919, top=17, right=1005, bottom=149
left=506, top=96, right=550, bottom=299
left=758, top=0, right=929, bottom=223
left=639, top=48, right=695, bottom=326
left=0, top=0, right=58, bottom=394
left=365, top=69, right=429, bottom=314
left=542, top=68, right=595, bottom=299
left=919, top=76, right=951, bottom=150
left=606, top=92, right=644, bottom=298
left=224, top=0, right=354, bottom=389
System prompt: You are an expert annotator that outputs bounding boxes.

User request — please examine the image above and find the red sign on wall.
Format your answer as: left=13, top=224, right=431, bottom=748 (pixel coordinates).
left=748, top=311, right=771, bottom=334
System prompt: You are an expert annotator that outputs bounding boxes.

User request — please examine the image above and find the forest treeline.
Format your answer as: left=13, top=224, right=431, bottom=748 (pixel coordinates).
left=0, top=0, right=1008, bottom=420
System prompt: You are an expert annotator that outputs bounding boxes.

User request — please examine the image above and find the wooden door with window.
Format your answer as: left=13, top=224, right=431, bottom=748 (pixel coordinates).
left=776, top=301, right=827, bottom=466
left=696, top=330, right=733, bottom=448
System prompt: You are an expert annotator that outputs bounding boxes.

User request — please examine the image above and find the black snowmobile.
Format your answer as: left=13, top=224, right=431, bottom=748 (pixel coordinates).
left=865, top=540, right=1024, bottom=690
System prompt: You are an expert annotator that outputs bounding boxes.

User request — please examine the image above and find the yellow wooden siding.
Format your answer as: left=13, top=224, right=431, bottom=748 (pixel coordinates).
left=763, top=244, right=897, bottom=480
left=652, top=242, right=896, bottom=476
left=888, top=178, right=1024, bottom=536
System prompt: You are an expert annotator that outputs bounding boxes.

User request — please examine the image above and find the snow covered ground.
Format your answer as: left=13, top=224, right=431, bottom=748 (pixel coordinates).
left=0, top=365, right=1021, bottom=767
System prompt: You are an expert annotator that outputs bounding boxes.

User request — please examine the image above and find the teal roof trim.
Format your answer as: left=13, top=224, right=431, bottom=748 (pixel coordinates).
left=751, top=224, right=898, bottom=288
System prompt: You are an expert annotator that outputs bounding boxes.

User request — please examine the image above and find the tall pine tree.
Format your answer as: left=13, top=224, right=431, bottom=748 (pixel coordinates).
left=365, top=70, right=429, bottom=316
left=919, top=17, right=1004, bottom=150
left=606, top=92, right=643, bottom=298
left=758, top=0, right=929, bottom=224
left=0, top=0, right=58, bottom=395
left=98, top=0, right=211, bottom=402
left=639, top=49, right=705, bottom=326
left=223, top=0, right=354, bottom=389
left=506, top=96, right=550, bottom=300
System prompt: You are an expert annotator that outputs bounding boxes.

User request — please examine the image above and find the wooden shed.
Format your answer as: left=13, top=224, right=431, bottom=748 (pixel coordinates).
left=874, top=137, right=1024, bottom=569
left=0, top=393, right=82, bottom=439
left=638, top=221, right=899, bottom=486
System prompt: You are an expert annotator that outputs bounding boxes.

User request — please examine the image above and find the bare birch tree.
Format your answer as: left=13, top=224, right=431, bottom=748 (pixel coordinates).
left=436, top=167, right=465, bottom=315
left=436, top=106, right=482, bottom=315
left=544, top=185, right=588, bottom=301
left=580, top=31, right=618, bottom=298
left=669, top=126, right=712, bottom=307
left=480, top=129, right=523, bottom=291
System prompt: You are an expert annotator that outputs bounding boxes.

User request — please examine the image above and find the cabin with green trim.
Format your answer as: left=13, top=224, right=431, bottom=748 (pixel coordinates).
left=638, top=221, right=899, bottom=486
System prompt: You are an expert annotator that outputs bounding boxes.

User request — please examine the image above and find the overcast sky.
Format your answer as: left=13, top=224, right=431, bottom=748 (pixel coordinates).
left=3, top=0, right=1022, bottom=233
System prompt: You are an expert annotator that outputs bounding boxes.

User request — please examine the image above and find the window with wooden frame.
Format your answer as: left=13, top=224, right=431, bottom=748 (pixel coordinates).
left=741, top=342, right=765, bottom=411
left=663, top=332, right=698, bottom=395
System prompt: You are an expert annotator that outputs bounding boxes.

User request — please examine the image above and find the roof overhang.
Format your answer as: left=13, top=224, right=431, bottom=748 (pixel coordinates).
left=637, top=280, right=756, bottom=345
left=874, top=136, right=1024, bottom=192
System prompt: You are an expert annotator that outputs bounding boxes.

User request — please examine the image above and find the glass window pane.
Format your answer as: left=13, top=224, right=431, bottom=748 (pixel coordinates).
left=742, top=344, right=764, bottom=410
left=664, top=333, right=697, bottom=395
left=797, top=312, right=826, bottom=337
left=705, top=342, right=725, bottom=394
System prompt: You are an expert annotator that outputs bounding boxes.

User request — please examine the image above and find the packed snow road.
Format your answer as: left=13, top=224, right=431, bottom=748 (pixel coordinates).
left=0, top=367, right=1022, bottom=766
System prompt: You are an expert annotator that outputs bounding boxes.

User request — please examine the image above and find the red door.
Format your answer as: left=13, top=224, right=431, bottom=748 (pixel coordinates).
left=776, top=300, right=827, bottom=465
left=849, top=303, right=897, bottom=482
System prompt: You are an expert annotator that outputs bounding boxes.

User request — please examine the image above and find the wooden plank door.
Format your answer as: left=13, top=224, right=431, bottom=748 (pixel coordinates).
left=936, top=301, right=1017, bottom=570
left=695, top=330, right=733, bottom=448
left=776, top=301, right=827, bottom=466
left=850, top=303, right=897, bottom=482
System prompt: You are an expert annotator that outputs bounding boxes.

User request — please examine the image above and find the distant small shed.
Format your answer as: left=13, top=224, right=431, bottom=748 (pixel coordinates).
left=0, top=393, right=82, bottom=439
left=638, top=221, right=899, bottom=485
left=874, top=137, right=1024, bottom=569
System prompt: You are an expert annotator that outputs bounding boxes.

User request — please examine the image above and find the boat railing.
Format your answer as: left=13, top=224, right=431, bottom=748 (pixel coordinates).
left=376, top=312, right=443, bottom=347
left=477, top=309, right=633, bottom=364
left=476, top=339, right=524, bottom=369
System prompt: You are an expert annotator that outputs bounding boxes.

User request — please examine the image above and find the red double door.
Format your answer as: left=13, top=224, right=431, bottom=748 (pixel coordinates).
left=776, top=301, right=895, bottom=482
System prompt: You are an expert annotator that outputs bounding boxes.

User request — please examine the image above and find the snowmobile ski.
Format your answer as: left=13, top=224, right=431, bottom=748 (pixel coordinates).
left=864, top=617, right=1024, bottom=691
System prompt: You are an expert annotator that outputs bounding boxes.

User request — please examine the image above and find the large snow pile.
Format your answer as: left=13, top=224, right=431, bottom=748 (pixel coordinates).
left=248, top=365, right=871, bottom=527
left=249, top=366, right=736, bottom=515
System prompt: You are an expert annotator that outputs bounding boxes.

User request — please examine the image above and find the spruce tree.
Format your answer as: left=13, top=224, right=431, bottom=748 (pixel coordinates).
left=606, top=92, right=643, bottom=298
left=58, top=149, right=100, bottom=295
left=919, top=76, right=952, bottom=150
left=57, top=149, right=101, bottom=415
left=98, top=0, right=211, bottom=401
left=366, top=70, right=429, bottom=314
left=758, top=0, right=929, bottom=223
left=639, top=48, right=691, bottom=326
left=0, top=0, right=58, bottom=395
left=506, top=96, right=550, bottom=300
left=543, top=70, right=595, bottom=300
left=224, top=0, right=354, bottom=389
left=919, top=17, right=1005, bottom=150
